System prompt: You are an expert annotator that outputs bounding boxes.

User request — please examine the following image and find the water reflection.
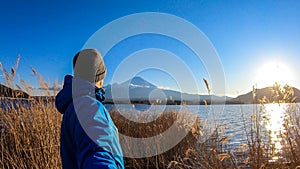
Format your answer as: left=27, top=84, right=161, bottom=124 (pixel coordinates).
left=263, top=103, right=287, bottom=161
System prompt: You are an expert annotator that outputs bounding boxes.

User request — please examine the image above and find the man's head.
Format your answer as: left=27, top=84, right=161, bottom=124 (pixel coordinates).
left=73, top=49, right=106, bottom=88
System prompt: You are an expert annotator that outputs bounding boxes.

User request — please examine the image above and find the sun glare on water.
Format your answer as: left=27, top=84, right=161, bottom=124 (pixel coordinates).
left=263, top=104, right=287, bottom=161
left=255, top=61, right=295, bottom=88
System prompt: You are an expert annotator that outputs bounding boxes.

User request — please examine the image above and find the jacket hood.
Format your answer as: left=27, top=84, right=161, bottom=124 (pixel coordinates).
left=55, top=75, right=105, bottom=114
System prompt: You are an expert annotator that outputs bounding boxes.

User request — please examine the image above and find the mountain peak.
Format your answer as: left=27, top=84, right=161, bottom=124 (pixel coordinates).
left=127, top=76, right=156, bottom=88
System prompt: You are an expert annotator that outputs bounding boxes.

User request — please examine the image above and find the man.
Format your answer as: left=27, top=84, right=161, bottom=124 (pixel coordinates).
left=55, top=49, right=124, bottom=169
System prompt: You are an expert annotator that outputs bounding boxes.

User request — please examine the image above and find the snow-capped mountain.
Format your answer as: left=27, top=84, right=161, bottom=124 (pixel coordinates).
left=103, top=76, right=230, bottom=104
left=127, top=76, right=156, bottom=89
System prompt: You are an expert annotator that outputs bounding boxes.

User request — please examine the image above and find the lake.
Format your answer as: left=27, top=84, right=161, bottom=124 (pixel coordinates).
left=106, top=103, right=300, bottom=152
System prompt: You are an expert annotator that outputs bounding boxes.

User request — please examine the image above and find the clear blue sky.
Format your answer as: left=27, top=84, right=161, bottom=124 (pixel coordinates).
left=0, top=0, right=300, bottom=96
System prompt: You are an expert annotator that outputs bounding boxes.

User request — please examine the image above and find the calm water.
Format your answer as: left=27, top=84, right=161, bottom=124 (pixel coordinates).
left=107, top=103, right=300, bottom=151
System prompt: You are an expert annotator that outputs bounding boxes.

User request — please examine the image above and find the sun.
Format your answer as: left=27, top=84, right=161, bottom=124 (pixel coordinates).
left=255, top=61, right=295, bottom=88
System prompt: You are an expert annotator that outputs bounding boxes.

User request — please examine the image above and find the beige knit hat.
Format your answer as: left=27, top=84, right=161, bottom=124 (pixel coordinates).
left=73, top=49, right=106, bottom=83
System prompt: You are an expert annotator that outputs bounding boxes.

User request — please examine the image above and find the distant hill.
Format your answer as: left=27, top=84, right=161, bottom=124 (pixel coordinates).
left=229, top=86, right=300, bottom=104
left=103, top=76, right=231, bottom=105
left=0, top=83, right=29, bottom=98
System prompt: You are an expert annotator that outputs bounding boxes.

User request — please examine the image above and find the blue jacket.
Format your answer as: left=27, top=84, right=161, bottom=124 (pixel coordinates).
left=55, top=75, right=125, bottom=169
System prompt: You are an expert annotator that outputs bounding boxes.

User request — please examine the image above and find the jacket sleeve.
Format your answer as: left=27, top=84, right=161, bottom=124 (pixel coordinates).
left=81, top=147, right=120, bottom=169
left=73, top=98, right=124, bottom=169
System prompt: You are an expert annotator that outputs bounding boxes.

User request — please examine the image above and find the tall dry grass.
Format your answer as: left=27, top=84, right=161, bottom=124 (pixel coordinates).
left=240, top=83, right=300, bottom=168
left=0, top=98, right=62, bottom=168
left=0, top=57, right=62, bottom=168
left=110, top=109, right=234, bottom=169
